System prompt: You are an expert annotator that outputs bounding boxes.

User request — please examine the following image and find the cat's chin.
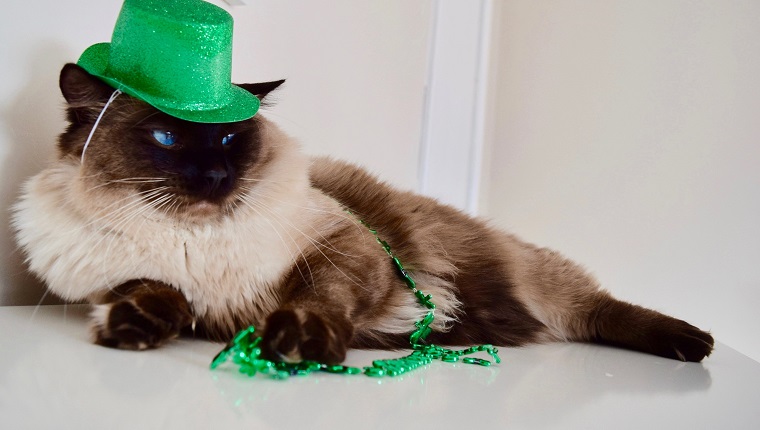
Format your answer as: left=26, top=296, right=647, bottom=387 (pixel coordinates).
left=178, top=200, right=226, bottom=221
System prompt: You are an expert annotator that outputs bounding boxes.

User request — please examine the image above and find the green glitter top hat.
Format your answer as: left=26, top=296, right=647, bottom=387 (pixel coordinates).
left=77, top=0, right=259, bottom=123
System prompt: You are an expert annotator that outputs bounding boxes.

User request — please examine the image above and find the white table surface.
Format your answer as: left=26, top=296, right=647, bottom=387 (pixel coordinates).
left=1, top=305, right=758, bottom=430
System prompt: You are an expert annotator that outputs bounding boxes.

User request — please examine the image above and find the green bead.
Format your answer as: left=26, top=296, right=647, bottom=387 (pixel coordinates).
left=365, top=367, right=386, bottom=377
left=260, top=359, right=275, bottom=369
left=232, top=326, right=255, bottom=345
left=418, top=326, right=432, bottom=339
left=209, top=348, right=230, bottom=369
left=232, top=351, right=248, bottom=365
left=392, top=257, right=404, bottom=270
left=409, top=325, right=432, bottom=344
left=305, top=362, right=323, bottom=371
left=421, top=312, right=435, bottom=326
left=409, top=332, right=421, bottom=345
left=462, top=357, right=492, bottom=367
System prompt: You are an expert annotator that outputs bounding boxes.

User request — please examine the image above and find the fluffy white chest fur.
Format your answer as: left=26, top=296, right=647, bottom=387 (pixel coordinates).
left=13, top=156, right=324, bottom=323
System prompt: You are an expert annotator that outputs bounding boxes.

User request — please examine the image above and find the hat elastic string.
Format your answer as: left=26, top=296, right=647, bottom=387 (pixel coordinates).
left=81, top=89, right=122, bottom=164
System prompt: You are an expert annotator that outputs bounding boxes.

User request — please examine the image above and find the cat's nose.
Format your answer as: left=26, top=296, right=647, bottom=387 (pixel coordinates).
left=204, top=168, right=228, bottom=193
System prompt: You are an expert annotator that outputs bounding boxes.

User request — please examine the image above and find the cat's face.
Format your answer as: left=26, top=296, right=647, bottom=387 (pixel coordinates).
left=58, top=64, right=285, bottom=221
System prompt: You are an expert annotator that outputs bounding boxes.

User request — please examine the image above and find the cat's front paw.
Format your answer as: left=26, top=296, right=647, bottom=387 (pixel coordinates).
left=260, top=309, right=353, bottom=364
left=91, top=292, right=192, bottom=350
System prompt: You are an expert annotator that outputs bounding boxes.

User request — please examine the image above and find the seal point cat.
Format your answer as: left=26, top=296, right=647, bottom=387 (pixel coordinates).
left=12, top=64, right=714, bottom=364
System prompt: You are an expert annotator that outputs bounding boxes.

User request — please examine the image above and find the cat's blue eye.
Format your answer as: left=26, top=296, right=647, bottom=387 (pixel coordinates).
left=221, top=133, right=236, bottom=146
left=152, top=130, right=177, bottom=147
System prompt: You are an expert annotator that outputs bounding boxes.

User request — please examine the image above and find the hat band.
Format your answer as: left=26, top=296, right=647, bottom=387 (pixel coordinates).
left=110, top=81, right=234, bottom=113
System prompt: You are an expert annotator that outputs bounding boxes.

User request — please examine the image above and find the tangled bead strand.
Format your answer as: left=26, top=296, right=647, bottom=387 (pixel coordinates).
left=211, top=214, right=501, bottom=379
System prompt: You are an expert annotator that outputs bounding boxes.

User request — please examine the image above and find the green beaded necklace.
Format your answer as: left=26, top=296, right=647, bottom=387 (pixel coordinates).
left=210, top=216, right=501, bottom=379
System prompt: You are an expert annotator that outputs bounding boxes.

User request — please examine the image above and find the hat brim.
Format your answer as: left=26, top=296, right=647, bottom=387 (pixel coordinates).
left=77, top=43, right=260, bottom=124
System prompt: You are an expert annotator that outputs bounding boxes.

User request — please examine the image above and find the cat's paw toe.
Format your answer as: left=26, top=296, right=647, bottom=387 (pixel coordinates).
left=261, top=309, right=352, bottom=365
left=657, top=321, right=714, bottom=362
left=91, top=294, right=192, bottom=350
left=260, top=309, right=303, bottom=361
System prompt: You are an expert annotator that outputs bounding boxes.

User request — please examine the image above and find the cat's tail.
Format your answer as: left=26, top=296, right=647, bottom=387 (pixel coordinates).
left=511, top=244, right=714, bottom=362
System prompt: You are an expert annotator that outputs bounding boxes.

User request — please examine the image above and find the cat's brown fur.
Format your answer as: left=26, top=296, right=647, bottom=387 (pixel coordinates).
left=12, top=64, right=714, bottom=363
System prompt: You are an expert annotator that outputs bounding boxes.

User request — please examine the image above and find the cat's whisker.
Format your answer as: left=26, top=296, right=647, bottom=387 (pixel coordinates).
left=238, top=177, right=287, bottom=185
left=164, top=197, right=182, bottom=221
left=130, top=110, right=163, bottom=128
left=86, top=179, right=166, bottom=193
left=109, top=177, right=168, bottom=184
left=55, top=186, right=172, bottom=237
left=78, top=171, right=106, bottom=181
left=28, top=288, right=53, bottom=325
left=238, top=187, right=365, bottom=273
left=241, top=186, right=361, bottom=258
left=142, top=197, right=170, bottom=216
left=151, top=194, right=176, bottom=214
left=95, top=188, right=169, bottom=225
left=224, top=197, right=241, bottom=217
left=245, top=186, right=366, bottom=238
left=91, top=190, right=169, bottom=280
left=238, top=195, right=316, bottom=286
left=137, top=191, right=176, bottom=223
left=243, top=195, right=366, bottom=291
left=80, top=187, right=171, bottom=261
left=236, top=195, right=315, bottom=289
left=72, top=197, right=159, bottom=299
left=96, top=189, right=177, bottom=287
left=172, top=200, right=184, bottom=221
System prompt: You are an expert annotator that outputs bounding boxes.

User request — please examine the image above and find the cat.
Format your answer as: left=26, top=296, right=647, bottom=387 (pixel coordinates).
left=12, top=63, right=714, bottom=364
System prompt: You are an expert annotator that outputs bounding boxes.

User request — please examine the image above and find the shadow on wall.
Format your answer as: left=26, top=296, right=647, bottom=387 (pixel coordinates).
left=1, top=43, right=71, bottom=306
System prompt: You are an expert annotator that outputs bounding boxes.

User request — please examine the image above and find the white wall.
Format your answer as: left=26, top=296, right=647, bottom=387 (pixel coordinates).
left=483, top=0, right=760, bottom=361
left=0, top=0, right=432, bottom=305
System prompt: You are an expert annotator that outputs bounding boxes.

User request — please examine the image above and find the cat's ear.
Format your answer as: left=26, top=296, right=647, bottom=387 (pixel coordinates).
left=59, top=63, right=119, bottom=123
left=237, top=79, right=286, bottom=105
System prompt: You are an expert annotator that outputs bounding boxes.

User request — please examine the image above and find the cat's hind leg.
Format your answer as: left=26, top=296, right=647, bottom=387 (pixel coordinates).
left=89, top=279, right=192, bottom=350
left=588, top=295, right=714, bottom=362
left=512, top=245, right=714, bottom=362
